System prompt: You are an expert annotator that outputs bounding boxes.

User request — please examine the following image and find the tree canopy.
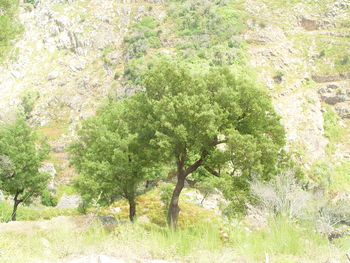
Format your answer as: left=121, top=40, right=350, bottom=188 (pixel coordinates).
left=0, top=117, right=50, bottom=220
left=69, top=99, right=159, bottom=221
left=128, top=61, right=285, bottom=227
left=69, top=60, right=285, bottom=227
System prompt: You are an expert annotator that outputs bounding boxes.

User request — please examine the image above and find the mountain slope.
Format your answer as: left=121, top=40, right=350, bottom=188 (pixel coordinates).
left=0, top=0, right=349, bottom=192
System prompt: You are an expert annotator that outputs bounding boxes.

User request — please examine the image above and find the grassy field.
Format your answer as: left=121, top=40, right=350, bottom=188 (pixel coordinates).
left=0, top=215, right=348, bottom=263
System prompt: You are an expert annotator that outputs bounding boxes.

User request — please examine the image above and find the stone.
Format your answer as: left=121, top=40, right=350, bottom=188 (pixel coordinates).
left=48, top=71, right=59, bottom=81
left=39, top=162, right=56, bottom=177
left=112, top=207, right=121, bottom=213
left=0, top=190, right=4, bottom=202
left=52, top=145, right=65, bottom=153
left=336, top=103, right=350, bottom=118
left=98, top=215, right=127, bottom=227
left=57, top=194, right=82, bottom=208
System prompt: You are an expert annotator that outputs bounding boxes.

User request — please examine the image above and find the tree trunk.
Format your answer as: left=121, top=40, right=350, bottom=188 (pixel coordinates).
left=167, top=173, right=185, bottom=229
left=128, top=197, right=136, bottom=222
left=11, top=193, right=22, bottom=221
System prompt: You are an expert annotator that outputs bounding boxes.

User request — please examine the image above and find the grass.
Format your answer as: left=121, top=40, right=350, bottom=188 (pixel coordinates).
left=230, top=217, right=336, bottom=262
left=0, top=201, right=78, bottom=222
left=56, top=184, right=78, bottom=199
left=100, top=188, right=220, bottom=228
left=294, top=35, right=350, bottom=76
left=38, top=121, right=69, bottom=140
left=0, top=215, right=347, bottom=263
left=323, top=105, right=347, bottom=156
left=331, top=161, right=350, bottom=192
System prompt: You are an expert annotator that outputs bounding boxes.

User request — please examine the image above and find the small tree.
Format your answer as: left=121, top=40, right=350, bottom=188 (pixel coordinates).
left=0, top=117, right=50, bottom=221
left=129, top=61, right=285, bottom=228
left=69, top=99, right=157, bottom=221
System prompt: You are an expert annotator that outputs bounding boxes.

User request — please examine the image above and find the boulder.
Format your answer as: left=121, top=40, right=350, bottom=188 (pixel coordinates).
left=57, top=194, right=82, bottom=208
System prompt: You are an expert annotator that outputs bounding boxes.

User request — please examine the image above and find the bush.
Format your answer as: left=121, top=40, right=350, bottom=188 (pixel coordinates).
left=41, top=189, right=58, bottom=207
left=123, top=16, right=161, bottom=60
left=316, top=200, right=350, bottom=238
left=249, top=170, right=311, bottom=219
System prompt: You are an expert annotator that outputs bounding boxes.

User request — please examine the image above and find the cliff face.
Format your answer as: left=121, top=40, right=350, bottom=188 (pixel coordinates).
left=0, top=0, right=349, bottom=189
left=244, top=0, right=350, bottom=167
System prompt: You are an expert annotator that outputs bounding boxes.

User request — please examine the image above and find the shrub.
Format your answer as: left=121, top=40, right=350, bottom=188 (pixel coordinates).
left=41, top=189, right=58, bottom=207
left=160, top=184, right=173, bottom=213
left=249, top=170, right=311, bottom=219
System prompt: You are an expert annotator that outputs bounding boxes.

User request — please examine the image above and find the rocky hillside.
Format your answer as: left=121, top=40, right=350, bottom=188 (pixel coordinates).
left=0, top=0, right=349, bottom=193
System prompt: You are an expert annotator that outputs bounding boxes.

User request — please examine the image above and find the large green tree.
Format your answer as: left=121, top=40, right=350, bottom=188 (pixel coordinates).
left=129, top=61, right=285, bottom=228
left=0, top=117, right=50, bottom=221
left=69, top=99, right=157, bottom=221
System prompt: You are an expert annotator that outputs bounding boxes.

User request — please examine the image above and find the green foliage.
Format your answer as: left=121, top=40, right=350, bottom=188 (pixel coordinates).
left=56, top=184, right=77, bottom=199
left=41, top=189, right=58, bottom=207
left=121, top=0, right=247, bottom=87
left=323, top=105, right=346, bottom=155
left=123, top=16, right=161, bottom=60
left=101, top=45, right=114, bottom=66
left=69, top=99, right=159, bottom=220
left=125, top=60, right=285, bottom=225
left=168, top=0, right=244, bottom=38
left=167, top=0, right=246, bottom=67
left=196, top=177, right=216, bottom=199
left=0, top=0, right=22, bottom=61
left=309, top=161, right=332, bottom=189
left=159, top=183, right=174, bottom=213
left=0, top=118, right=50, bottom=216
left=0, top=201, right=76, bottom=222
left=0, top=214, right=343, bottom=262
left=102, top=189, right=219, bottom=228
left=230, top=216, right=331, bottom=261
left=136, top=60, right=285, bottom=176
left=295, top=36, right=350, bottom=75
left=331, top=161, right=350, bottom=192
left=19, top=89, right=40, bottom=119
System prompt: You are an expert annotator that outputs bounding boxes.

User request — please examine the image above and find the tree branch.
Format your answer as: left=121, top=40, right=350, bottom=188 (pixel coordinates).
left=204, top=165, right=221, bottom=177
left=184, top=158, right=204, bottom=176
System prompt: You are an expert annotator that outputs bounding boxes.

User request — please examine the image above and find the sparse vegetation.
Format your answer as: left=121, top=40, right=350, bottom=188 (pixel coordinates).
left=323, top=105, right=346, bottom=156
left=0, top=0, right=22, bottom=61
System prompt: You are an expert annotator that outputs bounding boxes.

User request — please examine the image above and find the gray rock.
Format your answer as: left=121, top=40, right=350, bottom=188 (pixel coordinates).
left=57, top=194, right=82, bottom=208
left=52, top=145, right=65, bottom=153
left=336, top=104, right=350, bottom=118
left=48, top=71, right=59, bottom=81
left=39, top=162, right=56, bottom=177
left=98, top=215, right=127, bottom=227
